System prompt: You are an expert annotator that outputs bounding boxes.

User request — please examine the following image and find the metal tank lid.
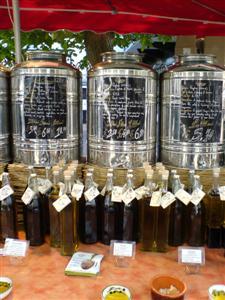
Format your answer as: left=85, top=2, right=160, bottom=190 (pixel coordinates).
left=101, top=51, right=143, bottom=63
left=179, top=54, right=216, bottom=64
left=26, top=51, right=65, bottom=62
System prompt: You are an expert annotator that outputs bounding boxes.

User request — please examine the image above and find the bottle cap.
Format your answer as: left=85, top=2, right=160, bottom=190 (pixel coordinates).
left=174, top=174, right=179, bottom=179
left=145, top=169, right=154, bottom=175
left=108, top=168, right=113, bottom=172
left=107, top=173, right=113, bottom=177
left=128, top=169, right=133, bottom=173
left=146, top=173, right=153, bottom=179
left=86, top=172, right=92, bottom=177
left=53, top=170, right=60, bottom=175
left=63, top=170, right=71, bottom=176
left=45, top=166, right=51, bottom=170
left=145, top=165, right=152, bottom=171
left=162, top=173, right=169, bottom=180
left=127, top=174, right=133, bottom=178
left=189, top=169, right=195, bottom=174
left=194, top=175, right=200, bottom=179
left=30, top=174, right=37, bottom=178
left=88, top=168, right=94, bottom=173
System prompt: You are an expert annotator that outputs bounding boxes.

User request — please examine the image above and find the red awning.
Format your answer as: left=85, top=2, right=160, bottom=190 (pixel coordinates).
left=0, top=0, right=225, bottom=36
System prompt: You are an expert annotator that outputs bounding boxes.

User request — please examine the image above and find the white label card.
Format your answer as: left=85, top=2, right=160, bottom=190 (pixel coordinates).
left=112, top=186, right=123, bottom=202
left=191, top=188, right=205, bottom=205
left=175, top=189, right=192, bottom=205
left=135, top=186, right=147, bottom=200
left=150, top=191, right=162, bottom=207
left=122, top=188, right=136, bottom=205
left=219, top=186, right=225, bottom=201
left=84, top=186, right=100, bottom=202
left=0, top=185, right=14, bottom=201
left=38, top=179, right=52, bottom=194
left=4, top=238, right=29, bottom=257
left=71, top=183, right=84, bottom=200
left=178, top=246, right=205, bottom=265
left=53, top=194, right=71, bottom=212
left=161, top=192, right=176, bottom=209
left=112, top=242, right=135, bottom=257
left=22, top=187, right=35, bottom=205
left=101, top=185, right=106, bottom=196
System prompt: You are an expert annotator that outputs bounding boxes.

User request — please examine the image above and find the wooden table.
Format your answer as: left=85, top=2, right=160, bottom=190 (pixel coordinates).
left=1, top=235, right=225, bottom=300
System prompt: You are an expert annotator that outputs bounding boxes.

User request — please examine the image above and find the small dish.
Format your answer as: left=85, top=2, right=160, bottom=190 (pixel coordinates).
left=0, top=277, right=13, bottom=299
left=208, top=284, right=225, bottom=300
left=102, top=284, right=131, bottom=300
left=150, top=275, right=186, bottom=300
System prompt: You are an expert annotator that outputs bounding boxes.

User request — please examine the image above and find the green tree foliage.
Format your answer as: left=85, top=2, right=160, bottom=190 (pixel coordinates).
left=0, top=30, right=171, bottom=68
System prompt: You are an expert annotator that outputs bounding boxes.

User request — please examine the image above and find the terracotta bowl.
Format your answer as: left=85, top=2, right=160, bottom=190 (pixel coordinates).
left=150, top=275, right=187, bottom=300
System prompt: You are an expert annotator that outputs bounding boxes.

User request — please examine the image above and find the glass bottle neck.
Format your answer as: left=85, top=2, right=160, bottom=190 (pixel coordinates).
left=172, top=178, right=182, bottom=194
left=105, top=176, right=113, bottom=192
left=53, top=174, right=59, bottom=185
left=213, top=175, right=220, bottom=191
left=45, top=168, right=51, bottom=180
left=126, top=177, right=133, bottom=189
left=161, top=178, right=168, bottom=193
left=2, top=173, right=10, bottom=186
left=85, top=175, right=93, bottom=190
left=64, top=178, right=72, bottom=194
left=31, top=177, right=39, bottom=193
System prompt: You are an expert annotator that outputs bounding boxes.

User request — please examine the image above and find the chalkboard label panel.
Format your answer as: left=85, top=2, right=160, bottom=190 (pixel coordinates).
left=102, top=77, right=145, bottom=141
left=24, top=76, right=67, bottom=139
left=180, top=80, right=222, bottom=143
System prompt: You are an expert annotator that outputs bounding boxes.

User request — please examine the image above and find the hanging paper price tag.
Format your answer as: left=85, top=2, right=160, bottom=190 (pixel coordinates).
left=38, top=179, right=52, bottom=194
left=53, top=194, right=71, bottom=212
left=0, top=185, right=14, bottom=201
left=71, top=183, right=84, bottom=200
left=112, top=186, right=123, bottom=202
left=160, top=192, right=176, bottom=209
left=150, top=191, right=162, bottom=207
left=122, top=188, right=136, bottom=205
left=175, top=189, right=192, bottom=205
left=22, top=187, right=35, bottom=205
left=219, top=186, right=225, bottom=201
left=101, top=185, right=106, bottom=196
left=84, top=186, right=100, bottom=202
left=191, top=188, right=205, bottom=205
left=135, top=186, right=147, bottom=200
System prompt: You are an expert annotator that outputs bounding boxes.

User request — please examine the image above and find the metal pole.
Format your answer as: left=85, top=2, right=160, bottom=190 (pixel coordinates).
left=12, top=0, right=21, bottom=63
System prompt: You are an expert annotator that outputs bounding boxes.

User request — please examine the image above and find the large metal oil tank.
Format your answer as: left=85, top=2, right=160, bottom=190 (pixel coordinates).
left=0, top=65, right=10, bottom=162
left=88, top=52, right=156, bottom=168
left=161, top=54, right=225, bottom=169
left=11, top=51, right=81, bottom=166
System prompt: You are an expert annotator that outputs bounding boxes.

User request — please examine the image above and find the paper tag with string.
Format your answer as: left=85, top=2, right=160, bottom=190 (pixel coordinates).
left=160, top=191, right=176, bottom=209
left=84, top=186, right=100, bottom=202
left=191, top=188, right=205, bottom=205
left=219, top=186, right=225, bottom=201
left=22, top=187, right=35, bottom=205
left=150, top=191, right=162, bottom=207
left=112, top=186, right=123, bottom=202
left=38, top=179, right=52, bottom=194
left=135, top=186, right=147, bottom=200
left=175, top=189, right=192, bottom=205
left=122, top=188, right=136, bottom=205
left=71, top=183, right=84, bottom=200
left=0, top=185, right=14, bottom=201
left=53, top=194, right=71, bottom=212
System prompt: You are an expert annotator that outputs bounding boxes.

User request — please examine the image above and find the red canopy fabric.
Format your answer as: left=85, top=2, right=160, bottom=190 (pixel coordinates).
left=0, top=0, right=225, bottom=36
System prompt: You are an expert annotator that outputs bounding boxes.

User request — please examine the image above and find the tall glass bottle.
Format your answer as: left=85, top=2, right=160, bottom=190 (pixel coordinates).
left=79, top=172, right=98, bottom=243
left=168, top=175, right=186, bottom=246
left=140, top=172, right=155, bottom=250
left=0, top=172, right=17, bottom=241
left=187, top=175, right=206, bottom=246
left=121, top=173, right=138, bottom=241
left=207, top=169, right=223, bottom=248
left=40, top=166, right=51, bottom=235
left=168, top=169, right=177, bottom=192
left=60, top=172, right=78, bottom=256
left=101, top=172, right=117, bottom=245
left=49, top=170, right=60, bottom=247
left=23, top=174, right=44, bottom=246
